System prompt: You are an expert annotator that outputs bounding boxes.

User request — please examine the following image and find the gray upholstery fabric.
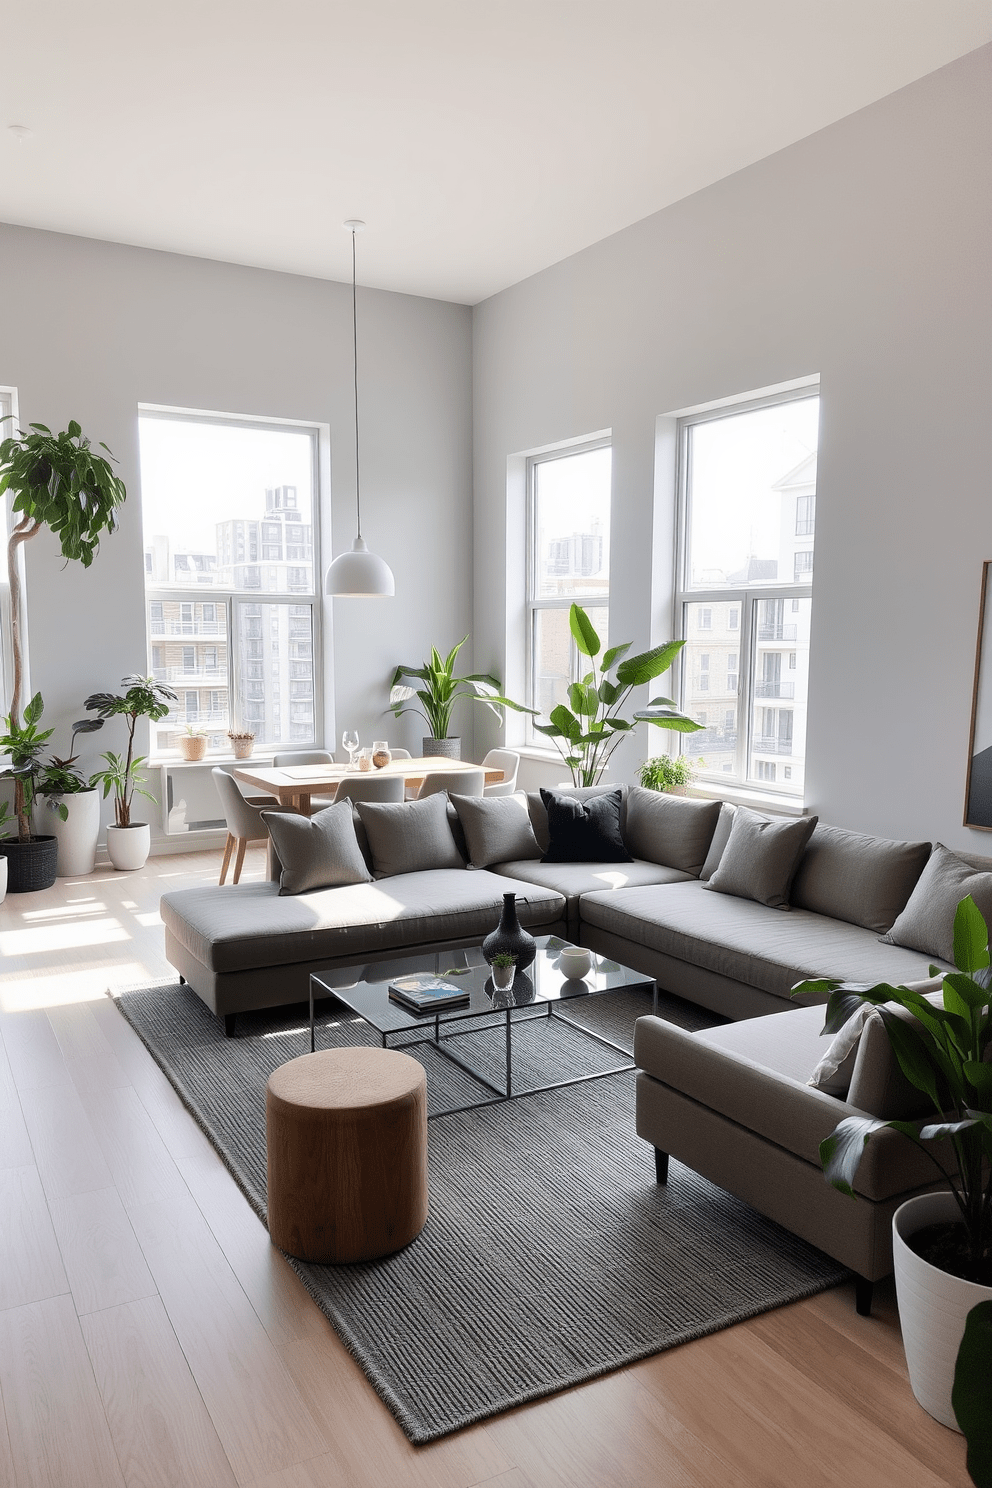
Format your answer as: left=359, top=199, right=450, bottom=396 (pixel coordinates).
left=159, top=869, right=565, bottom=974
left=356, top=792, right=464, bottom=878
left=497, top=857, right=691, bottom=939
left=881, top=843, right=992, bottom=961
left=526, top=785, right=628, bottom=854
left=791, top=823, right=930, bottom=933
left=633, top=1012, right=939, bottom=1201
left=452, top=792, right=540, bottom=867
left=262, top=801, right=372, bottom=894
left=580, top=880, right=950, bottom=1002
left=705, top=807, right=817, bottom=909
left=807, top=978, right=943, bottom=1097
left=847, top=1006, right=939, bottom=1120
left=699, top=801, right=737, bottom=880
left=622, top=787, right=721, bottom=874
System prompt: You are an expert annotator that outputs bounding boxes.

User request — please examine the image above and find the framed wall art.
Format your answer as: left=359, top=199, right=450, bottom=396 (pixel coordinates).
left=965, top=560, right=992, bottom=830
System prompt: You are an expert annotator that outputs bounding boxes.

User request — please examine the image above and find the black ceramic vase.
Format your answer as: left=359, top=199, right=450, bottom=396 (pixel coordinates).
left=482, top=892, right=536, bottom=971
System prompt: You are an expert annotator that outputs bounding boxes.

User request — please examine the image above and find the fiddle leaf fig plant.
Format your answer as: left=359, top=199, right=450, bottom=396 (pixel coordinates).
left=489, top=603, right=702, bottom=787
left=389, top=637, right=502, bottom=740
left=0, top=419, right=127, bottom=725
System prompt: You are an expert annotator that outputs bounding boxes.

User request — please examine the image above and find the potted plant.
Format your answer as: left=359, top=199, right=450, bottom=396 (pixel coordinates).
left=0, top=419, right=126, bottom=729
left=178, top=725, right=207, bottom=762
left=227, top=728, right=255, bottom=761
left=85, top=675, right=177, bottom=870
left=794, top=895, right=992, bottom=1431
left=0, top=692, right=59, bottom=890
left=639, top=754, right=699, bottom=795
left=491, top=604, right=702, bottom=786
left=32, top=717, right=105, bottom=877
left=389, top=638, right=502, bottom=760
left=489, top=951, right=517, bottom=991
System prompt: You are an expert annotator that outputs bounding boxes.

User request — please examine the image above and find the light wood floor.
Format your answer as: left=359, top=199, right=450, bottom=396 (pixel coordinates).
left=0, top=849, right=971, bottom=1487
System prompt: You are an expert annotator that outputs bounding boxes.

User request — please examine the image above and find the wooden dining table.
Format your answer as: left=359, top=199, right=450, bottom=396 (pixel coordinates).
left=232, top=756, right=504, bottom=815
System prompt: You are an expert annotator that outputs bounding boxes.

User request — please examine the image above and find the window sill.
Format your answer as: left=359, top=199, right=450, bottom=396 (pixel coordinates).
left=689, top=783, right=807, bottom=817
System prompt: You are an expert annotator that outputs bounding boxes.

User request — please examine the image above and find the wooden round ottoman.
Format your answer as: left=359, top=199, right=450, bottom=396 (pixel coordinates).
left=266, top=1047, right=428, bottom=1264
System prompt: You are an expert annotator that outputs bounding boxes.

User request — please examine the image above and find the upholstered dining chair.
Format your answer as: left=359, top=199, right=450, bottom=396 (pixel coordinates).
left=333, top=775, right=405, bottom=804
left=272, top=750, right=334, bottom=767
left=213, top=767, right=289, bottom=885
left=417, top=768, right=485, bottom=799
left=481, top=748, right=520, bottom=797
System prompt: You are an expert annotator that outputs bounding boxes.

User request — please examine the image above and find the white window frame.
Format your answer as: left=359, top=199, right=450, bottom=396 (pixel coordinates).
left=673, top=384, right=818, bottom=797
left=0, top=387, right=21, bottom=709
left=139, top=406, right=323, bottom=757
left=524, top=436, right=611, bottom=743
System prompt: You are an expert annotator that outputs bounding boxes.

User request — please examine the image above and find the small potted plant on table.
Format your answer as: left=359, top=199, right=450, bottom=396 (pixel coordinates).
left=489, top=952, right=517, bottom=991
left=85, top=675, right=177, bottom=870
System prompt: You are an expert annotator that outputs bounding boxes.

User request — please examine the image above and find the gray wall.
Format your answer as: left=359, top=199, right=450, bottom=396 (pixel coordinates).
left=472, top=46, right=992, bottom=848
left=0, top=224, right=473, bottom=849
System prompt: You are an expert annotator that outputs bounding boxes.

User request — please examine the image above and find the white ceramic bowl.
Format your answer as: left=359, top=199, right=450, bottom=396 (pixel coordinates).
left=559, top=947, right=592, bottom=980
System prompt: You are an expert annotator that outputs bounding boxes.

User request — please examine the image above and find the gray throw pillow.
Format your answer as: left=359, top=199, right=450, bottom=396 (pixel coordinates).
left=355, top=792, right=465, bottom=878
left=699, top=801, right=736, bottom=881
left=704, top=806, right=817, bottom=910
left=452, top=792, right=541, bottom=868
left=881, top=844, right=992, bottom=962
left=623, top=787, right=721, bottom=876
left=262, top=801, right=373, bottom=895
left=790, top=823, right=931, bottom=934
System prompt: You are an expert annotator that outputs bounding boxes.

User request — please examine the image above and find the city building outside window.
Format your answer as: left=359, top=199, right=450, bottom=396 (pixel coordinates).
left=138, top=409, right=321, bottom=754
left=525, top=441, right=611, bottom=742
left=674, top=386, right=818, bottom=797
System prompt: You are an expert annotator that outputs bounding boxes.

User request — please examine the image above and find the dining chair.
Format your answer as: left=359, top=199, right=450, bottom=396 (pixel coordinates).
left=272, top=751, right=334, bottom=767
left=333, top=776, right=406, bottom=804
left=481, top=748, right=520, bottom=797
left=213, top=767, right=287, bottom=885
left=417, top=768, right=485, bottom=799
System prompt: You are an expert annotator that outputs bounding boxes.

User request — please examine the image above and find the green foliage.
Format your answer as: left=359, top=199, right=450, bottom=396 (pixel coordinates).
left=85, top=675, right=177, bottom=828
left=0, top=420, right=127, bottom=567
left=639, top=754, right=698, bottom=793
left=487, top=604, right=702, bottom=787
left=35, top=717, right=106, bottom=818
left=0, top=692, right=56, bottom=841
left=954, top=1300, right=992, bottom=1486
left=794, top=895, right=992, bottom=1282
left=389, top=637, right=502, bottom=740
left=490, top=951, right=517, bottom=968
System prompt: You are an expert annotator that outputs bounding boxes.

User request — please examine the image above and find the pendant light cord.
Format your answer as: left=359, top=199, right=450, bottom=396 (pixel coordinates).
left=351, top=226, right=362, bottom=540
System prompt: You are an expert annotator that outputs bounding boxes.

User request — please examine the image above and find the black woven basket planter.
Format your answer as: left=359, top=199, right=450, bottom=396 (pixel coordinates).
left=0, top=835, right=59, bottom=892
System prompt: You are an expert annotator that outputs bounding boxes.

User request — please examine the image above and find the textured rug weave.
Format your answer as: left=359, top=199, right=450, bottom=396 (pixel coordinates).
left=114, top=981, right=848, bottom=1443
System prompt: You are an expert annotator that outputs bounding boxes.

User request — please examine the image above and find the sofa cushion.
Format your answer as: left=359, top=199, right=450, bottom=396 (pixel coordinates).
left=881, top=843, right=992, bottom=961
left=526, top=785, right=628, bottom=854
left=540, top=788, right=631, bottom=864
left=355, top=792, right=465, bottom=878
left=496, top=857, right=691, bottom=919
left=622, top=787, right=721, bottom=875
left=159, top=869, right=566, bottom=975
left=451, top=792, right=540, bottom=868
left=791, top=824, right=930, bottom=933
left=699, top=801, right=736, bottom=880
left=262, top=801, right=372, bottom=895
left=704, top=807, right=817, bottom=909
left=633, top=1009, right=940, bottom=1201
left=807, top=979, right=943, bottom=1097
left=581, top=879, right=951, bottom=1003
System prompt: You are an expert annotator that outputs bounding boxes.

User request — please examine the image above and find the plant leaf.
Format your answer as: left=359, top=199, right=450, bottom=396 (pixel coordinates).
left=819, top=1116, right=885, bottom=1196
left=616, top=640, right=684, bottom=687
left=569, top=604, right=601, bottom=658
left=953, top=1300, right=992, bottom=1486
left=954, top=894, right=991, bottom=976
left=602, top=642, right=631, bottom=671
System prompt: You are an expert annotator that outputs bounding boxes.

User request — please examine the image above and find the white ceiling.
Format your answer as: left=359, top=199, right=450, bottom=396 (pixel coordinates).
left=1, top=1, right=989, bottom=304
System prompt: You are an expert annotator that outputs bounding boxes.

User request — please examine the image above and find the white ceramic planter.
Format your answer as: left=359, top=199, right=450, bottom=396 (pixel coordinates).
left=32, top=789, right=101, bottom=876
left=0, top=854, right=7, bottom=904
left=893, top=1191, right=992, bottom=1431
left=106, top=822, right=151, bottom=871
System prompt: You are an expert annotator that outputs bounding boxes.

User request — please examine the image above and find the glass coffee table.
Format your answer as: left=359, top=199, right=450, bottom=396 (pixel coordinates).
left=309, top=937, right=655, bottom=1117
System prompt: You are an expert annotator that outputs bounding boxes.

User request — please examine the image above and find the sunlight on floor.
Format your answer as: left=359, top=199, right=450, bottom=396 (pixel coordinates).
left=0, top=962, right=154, bottom=1012
left=0, top=919, right=129, bottom=956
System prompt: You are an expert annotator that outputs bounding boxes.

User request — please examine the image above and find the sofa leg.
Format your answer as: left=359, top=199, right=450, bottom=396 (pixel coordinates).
left=654, top=1148, right=669, bottom=1185
left=224, top=1013, right=236, bottom=1039
left=178, top=975, right=186, bottom=985
left=855, top=1277, right=874, bottom=1317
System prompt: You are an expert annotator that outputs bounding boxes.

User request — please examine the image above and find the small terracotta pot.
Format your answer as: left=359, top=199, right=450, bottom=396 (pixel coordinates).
left=178, top=735, right=207, bottom=761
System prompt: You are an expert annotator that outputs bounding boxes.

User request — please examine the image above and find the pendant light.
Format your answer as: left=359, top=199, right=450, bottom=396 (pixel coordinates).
left=324, top=220, right=395, bottom=598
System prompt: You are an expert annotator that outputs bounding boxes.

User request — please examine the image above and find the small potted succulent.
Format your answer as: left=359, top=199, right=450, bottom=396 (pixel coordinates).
left=227, top=728, right=255, bottom=761
left=489, top=951, right=517, bottom=991
left=178, top=724, right=207, bottom=762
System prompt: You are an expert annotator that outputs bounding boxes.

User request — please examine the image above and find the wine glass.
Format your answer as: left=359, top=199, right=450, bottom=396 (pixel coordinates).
left=342, top=730, right=359, bottom=770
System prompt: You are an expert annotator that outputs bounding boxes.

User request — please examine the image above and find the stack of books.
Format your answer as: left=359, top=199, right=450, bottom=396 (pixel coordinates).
left=388, top=973, right=471, bottom=1013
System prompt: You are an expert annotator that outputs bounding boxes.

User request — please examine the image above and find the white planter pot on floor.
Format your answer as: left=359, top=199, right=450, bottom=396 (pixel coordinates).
left=106, top=822, right=151, bottom=871
left=893, top=1191, right=992, bottom=1431
left=0, top=854, right=7, bottom=903
left=32, top=789, right=102, bottom=876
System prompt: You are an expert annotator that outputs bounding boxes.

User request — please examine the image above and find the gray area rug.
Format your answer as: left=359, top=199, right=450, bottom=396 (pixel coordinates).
left=114, top=981, right=848, bottom=1443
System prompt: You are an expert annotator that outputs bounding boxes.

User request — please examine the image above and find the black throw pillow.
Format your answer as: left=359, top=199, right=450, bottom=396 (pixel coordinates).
left=540, top=788, right=632, bottom=864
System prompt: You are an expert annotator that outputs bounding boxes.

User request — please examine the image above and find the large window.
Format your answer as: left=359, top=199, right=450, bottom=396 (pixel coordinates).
left=138, top=410, right=321, bottom=754
left=526, top=442, right=611, bottom=740
left=675, top=388, right=818, bottom=797
left=0, top=388, right=18, bottom=707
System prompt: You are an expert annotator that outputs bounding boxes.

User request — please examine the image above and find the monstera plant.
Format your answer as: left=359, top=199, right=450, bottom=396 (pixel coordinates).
left=492, top=604, right=702, bottom=786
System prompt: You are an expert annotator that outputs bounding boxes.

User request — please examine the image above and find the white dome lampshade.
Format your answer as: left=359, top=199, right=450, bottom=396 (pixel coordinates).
left=324, top=536, right=395, bottom=597
left=324, top=219, right=396, bottom=600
